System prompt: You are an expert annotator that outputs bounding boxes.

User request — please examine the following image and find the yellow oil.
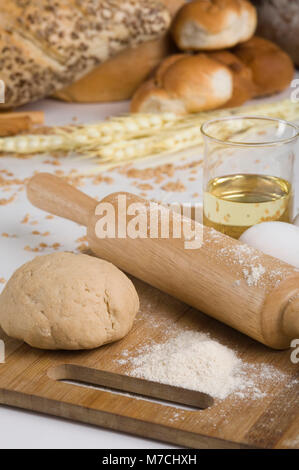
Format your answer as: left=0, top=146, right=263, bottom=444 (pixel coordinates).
left=203, top=174, right=292, bottom=238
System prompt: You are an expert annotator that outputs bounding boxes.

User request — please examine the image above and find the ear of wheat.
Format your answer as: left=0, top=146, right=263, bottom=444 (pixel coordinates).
left=0, top=100, right=298, bottom=171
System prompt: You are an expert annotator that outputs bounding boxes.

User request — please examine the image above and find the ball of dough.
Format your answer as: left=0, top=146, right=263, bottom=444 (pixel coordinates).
left=240, top=221, right=299, bottom=268
left=0, top=252, right=139, bottom=350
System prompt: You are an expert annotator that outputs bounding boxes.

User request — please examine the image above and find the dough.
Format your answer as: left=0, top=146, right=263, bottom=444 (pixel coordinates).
left=0, top=252, right=139, bottom=350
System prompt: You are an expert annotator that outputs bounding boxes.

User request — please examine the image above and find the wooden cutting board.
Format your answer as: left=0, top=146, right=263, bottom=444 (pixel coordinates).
left=0, top=276, right=298, bottom=449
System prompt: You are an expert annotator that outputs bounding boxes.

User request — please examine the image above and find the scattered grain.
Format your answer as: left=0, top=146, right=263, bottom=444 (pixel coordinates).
left=0, top=194, right=16, bottom=205
left=21, top=214, right=30, bottom=224
left=77, top=243, right=88, bottom=252
left=76, top=235, right=88, bottom=243
left=162, top=181, right=186, bottom=192
left=137, top=183, right=153, bottom=191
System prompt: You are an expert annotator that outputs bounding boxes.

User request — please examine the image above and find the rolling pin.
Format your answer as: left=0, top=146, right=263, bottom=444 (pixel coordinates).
left=27, top=173, right=299, bottom=350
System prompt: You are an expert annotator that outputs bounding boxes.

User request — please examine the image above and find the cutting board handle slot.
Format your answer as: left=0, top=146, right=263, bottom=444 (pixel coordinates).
left=48, top=364, right=213, bottom=410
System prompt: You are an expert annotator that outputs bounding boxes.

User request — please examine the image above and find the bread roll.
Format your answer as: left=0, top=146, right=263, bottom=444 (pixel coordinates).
left=54, top=0, right=185, bottom=103
left=209, top=51, right=254, bottom=108
left=0, top=0, right=171, bottom=108
left=131, top=53, right=233, bottom=114
left=233, top=36, right=295, bottom=97
left=252, top=0, right=299, bottom=67
left=171, top=0, right=257, bottom=51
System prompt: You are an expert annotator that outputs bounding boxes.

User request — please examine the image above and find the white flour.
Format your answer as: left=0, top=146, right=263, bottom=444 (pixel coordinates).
left=243, top=264, right=266, bottom=287
left=117, top=330, right=291, bottom=401
left=204, top=231, right=297, bottom=288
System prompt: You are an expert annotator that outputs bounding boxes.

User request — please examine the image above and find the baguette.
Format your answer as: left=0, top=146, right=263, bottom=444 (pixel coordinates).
left=54, top=36, right=175, bottom=103
left=54, top=0, right=185, bottom=103
left=0, top=0, right=171, bottom=108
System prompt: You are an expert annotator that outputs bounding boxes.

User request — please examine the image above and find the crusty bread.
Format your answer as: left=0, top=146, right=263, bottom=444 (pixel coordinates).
left=0, top=0, right=171, bottom=108
left=131, top=53, right=233, bottom=114
left=53, top=36, right=175, bottom=103
left=252, top=0, right=299, bottom=67
left=54, top=0, right=185, bottom=103
left=131, top=34, right=294, bottom=115
left=233, top=36, right=295, bottom=97
left=171, top=0, right=257, bottom=51
left=208, top=51, right=255, bottom=107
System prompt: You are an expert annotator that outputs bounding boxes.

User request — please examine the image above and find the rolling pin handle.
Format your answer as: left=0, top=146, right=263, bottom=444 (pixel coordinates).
left=27, top=173, right=97, bottom=226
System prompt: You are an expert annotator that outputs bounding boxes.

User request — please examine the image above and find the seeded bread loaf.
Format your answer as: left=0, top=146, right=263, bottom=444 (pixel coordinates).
left=54, top=0, right=185, bottom=103
left=0, top=0, right=171, bottom=108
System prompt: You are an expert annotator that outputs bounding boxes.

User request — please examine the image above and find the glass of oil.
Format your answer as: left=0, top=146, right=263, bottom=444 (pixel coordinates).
left=201, top=116, right=299, bottom=239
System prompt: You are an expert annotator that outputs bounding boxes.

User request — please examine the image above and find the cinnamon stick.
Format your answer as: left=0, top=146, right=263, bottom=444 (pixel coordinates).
left=0, top=116, right=32, bottom=136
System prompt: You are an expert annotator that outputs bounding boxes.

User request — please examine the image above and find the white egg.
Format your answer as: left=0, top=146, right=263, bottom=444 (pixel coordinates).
left=239, top=221, right=299, bottom=268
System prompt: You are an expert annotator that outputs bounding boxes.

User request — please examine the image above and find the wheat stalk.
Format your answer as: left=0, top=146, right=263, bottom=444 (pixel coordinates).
left=0, top=100, right=298, bottom=169
left=88, top=100, right=299, bottom=164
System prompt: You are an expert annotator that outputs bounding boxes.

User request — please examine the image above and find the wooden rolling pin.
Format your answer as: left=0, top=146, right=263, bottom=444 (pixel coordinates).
left=27, top=173, right=299, bottom=350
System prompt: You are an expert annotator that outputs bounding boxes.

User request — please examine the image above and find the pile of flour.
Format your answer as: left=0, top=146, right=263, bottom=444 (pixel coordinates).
left=118, top=330, right=289, bottom=400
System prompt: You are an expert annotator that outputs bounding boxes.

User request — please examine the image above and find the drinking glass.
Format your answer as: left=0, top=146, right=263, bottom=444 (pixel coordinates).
left=201, top=116, right=299, bottom=239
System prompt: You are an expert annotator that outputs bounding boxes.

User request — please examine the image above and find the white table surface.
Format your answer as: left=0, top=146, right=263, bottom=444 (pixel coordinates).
left=0, top=76, right=298, bottom=449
